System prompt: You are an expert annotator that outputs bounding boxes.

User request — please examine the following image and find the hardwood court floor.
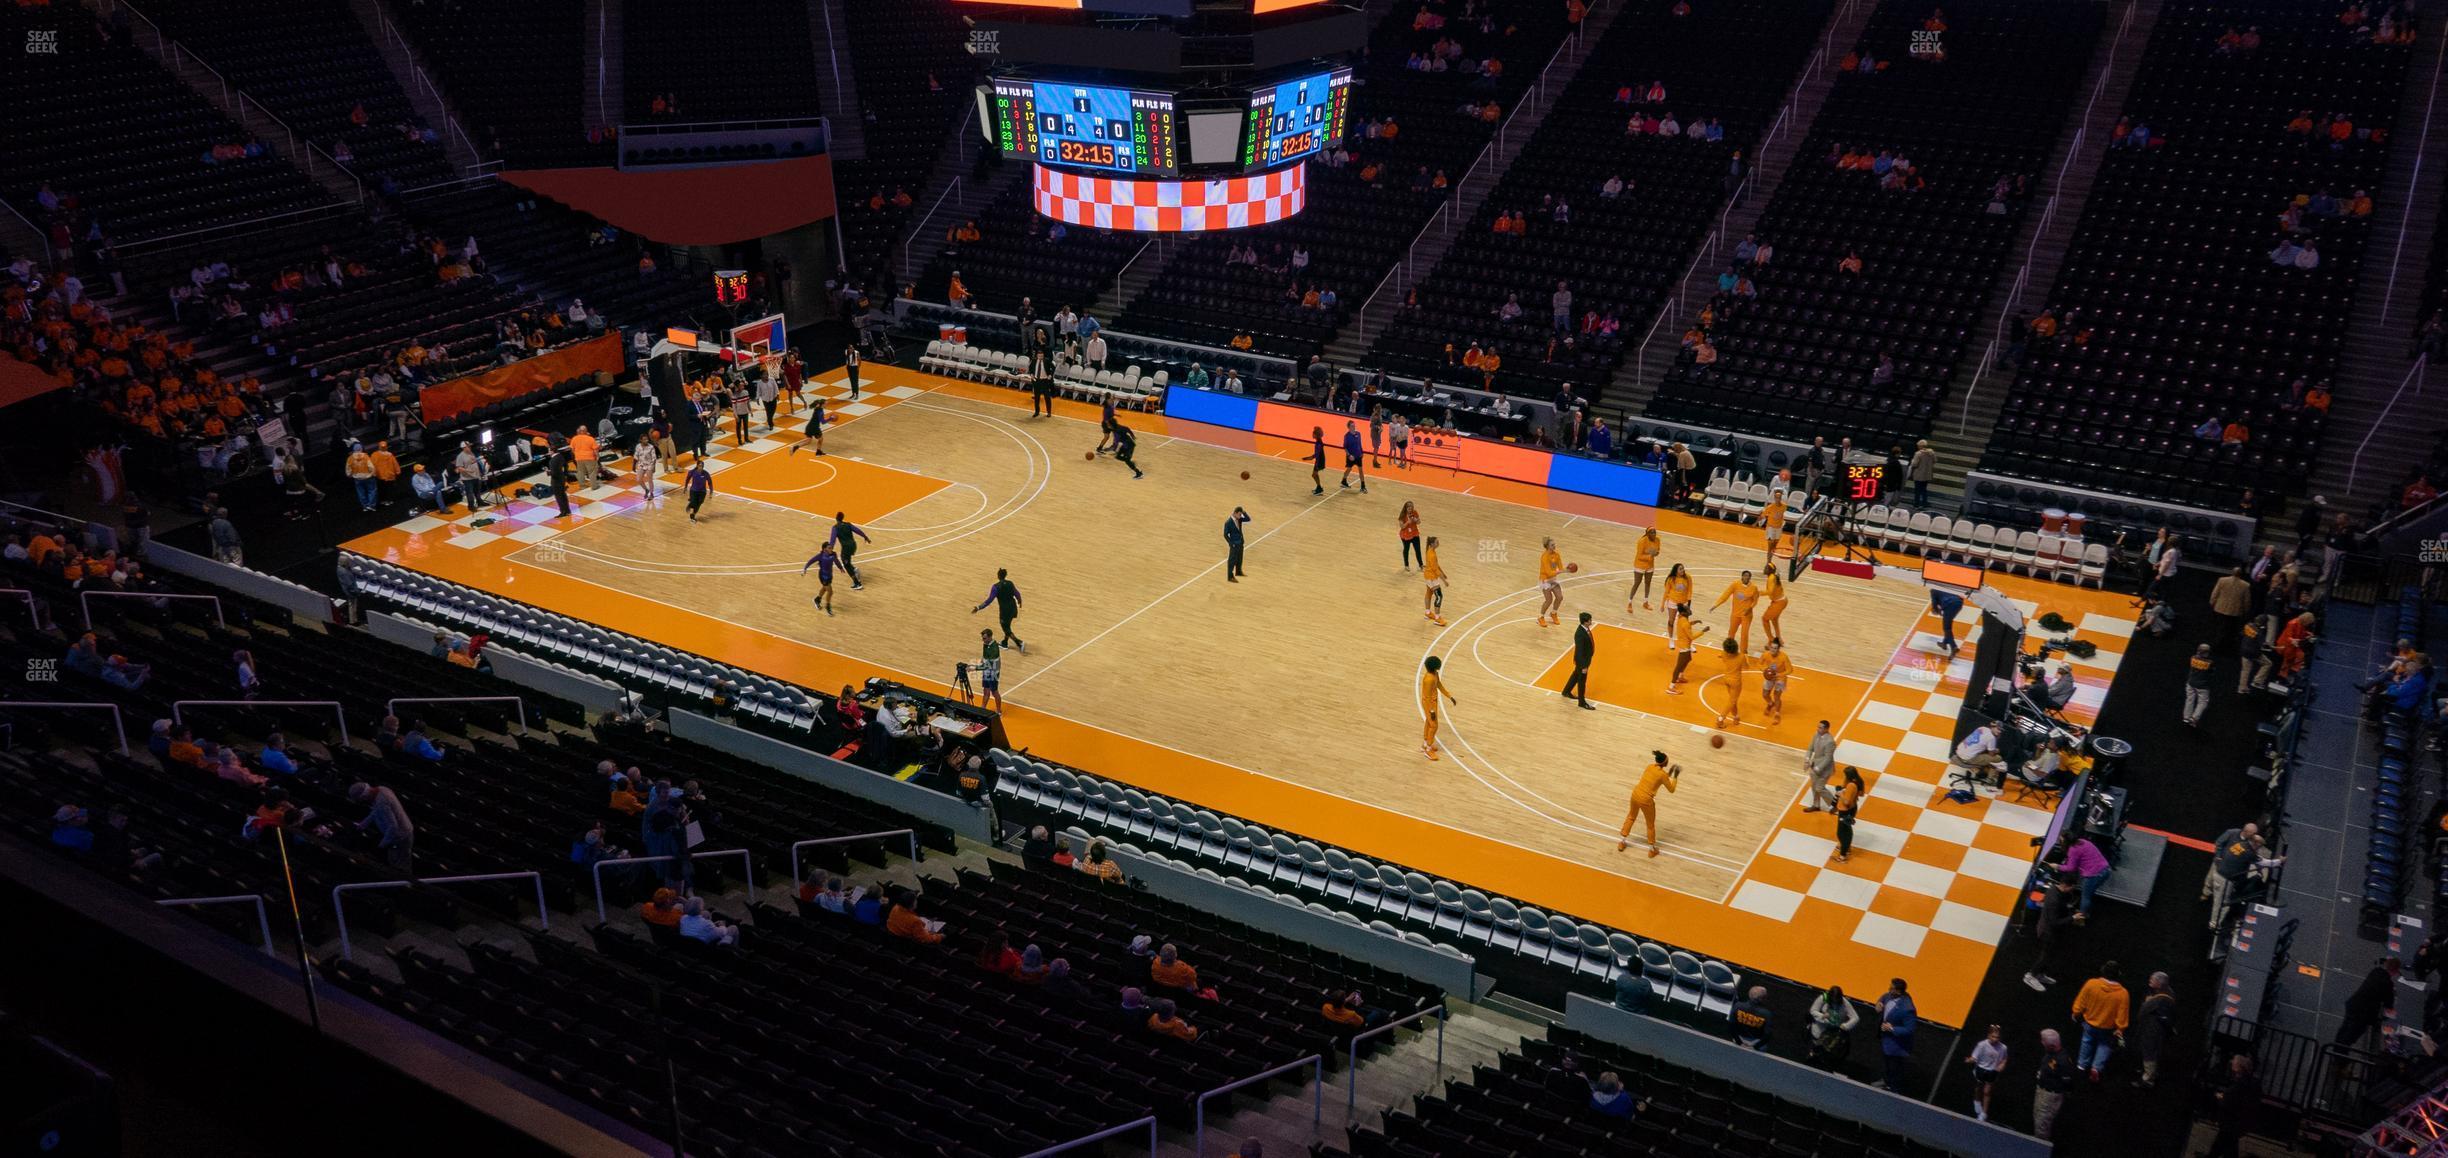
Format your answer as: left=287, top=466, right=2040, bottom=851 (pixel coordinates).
left=346, top=367, right=2142, bottom=1022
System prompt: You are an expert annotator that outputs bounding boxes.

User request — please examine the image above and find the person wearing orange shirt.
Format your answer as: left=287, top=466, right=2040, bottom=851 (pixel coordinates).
left=639, top=888, right=683, bottom=928
left=1536, top=537, right=1566, bottom=626
left=1711, top=570, right=1763, bottom=652
left=1759, top=494, right=1788, bottom=570
left=370, top=441, right=401, bottom=503
left=1419, top=655, right=1456, bottom=760
left=1759, top=569, right=1790, bottom=646
left=1617, top=751, right=1679, bottom=857
left=1661, top=563, right=1694, bottom=638
left=1421, top=535, right=1448, bottom=624
left=1758, top=640, right=1791, bottom=724
left=887, top=894, right=946, bottom=943
left=1147, top=998, right=1199, bottom=1042
left=569, top=426, right=600, bottom=487
left=1715, top=636, right=1749, bottom=728
left=345, top=442, right=379, bottom=511
left=1149, top=943, right=1201, bottom=992
left=2303, top=384, right=2332, bottom=412
left=1666, top=606, right=1710, bottom=692
left=1628, top=527, right=1662, bottom=612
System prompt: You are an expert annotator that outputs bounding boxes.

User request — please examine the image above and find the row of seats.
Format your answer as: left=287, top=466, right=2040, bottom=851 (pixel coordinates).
left=834, top=0, right=977, bottom=283
left=1369, top=0, right=1835, bottom=394
left=395, top=0, right=608, bottom=170
left=2369, top=587, right=2428, bottom=923
left=991, top=748, right=1753, bottom=1016
left=625, top=0, right=821, bottom=123
left=1700, top=474, right=2110, bottom=584
left=1648, top=0, right=2105, bottom=448
left=340, top=555, right=822, bottom=731
left=1975, top=0, right=2416, bottom=509
left=917, top=340, right=1166, bottom=409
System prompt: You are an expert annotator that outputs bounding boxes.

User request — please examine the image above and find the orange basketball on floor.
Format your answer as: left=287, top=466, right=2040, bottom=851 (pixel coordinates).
left=1084, top=451, right=1096, bottom=461
left=1710, top=733, right=1726, bottom=749
left=1566, top=562, right=1579, bottom=573
left=1240, top=471, right=1251, bottom=480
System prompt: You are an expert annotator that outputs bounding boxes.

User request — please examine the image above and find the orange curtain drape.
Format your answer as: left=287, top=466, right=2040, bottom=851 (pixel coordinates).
left=418, top=334, right=624, bottom=424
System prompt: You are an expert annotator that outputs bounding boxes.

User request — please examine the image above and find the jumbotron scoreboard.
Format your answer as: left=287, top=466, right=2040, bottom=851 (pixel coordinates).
left=989, top=79, right=1179, bottom=176
left=1242, top=68, right=1353, bottom=169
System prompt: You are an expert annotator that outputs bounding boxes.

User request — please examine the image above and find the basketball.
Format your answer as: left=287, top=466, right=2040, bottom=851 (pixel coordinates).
left=1710, top=733, right=1725, bottom=749
left=1566, top=562, right=1579, bottom=573
left=1240, top=471, right=1251, bottom=480
left=1084, top=451, right=1096, bottom=461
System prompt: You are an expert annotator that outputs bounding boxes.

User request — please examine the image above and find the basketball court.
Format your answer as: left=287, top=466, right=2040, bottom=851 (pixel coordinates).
left=342, top=363, right=2141, bottom=1023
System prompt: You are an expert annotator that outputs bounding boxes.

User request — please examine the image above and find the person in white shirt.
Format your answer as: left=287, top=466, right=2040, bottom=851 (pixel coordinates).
left=678, top=897, right=738, bottom=945
left=1600, top=174, right=1625, bottom=198
left=632, top=435, right=660, bottom=500
left=1954, top=723, right=2004, bottom=783
left=1222, top=369, right=1245, bottom=394
left=1658, top=113, right=1681, bottom=136
left=1086, top=333, right=1109, bottom=369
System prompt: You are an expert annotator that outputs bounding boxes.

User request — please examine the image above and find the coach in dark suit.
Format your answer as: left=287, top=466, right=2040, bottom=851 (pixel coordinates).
left=1563, top=612, right=1596, bottom=709
left=1223, top=507, right=1249, bottom=582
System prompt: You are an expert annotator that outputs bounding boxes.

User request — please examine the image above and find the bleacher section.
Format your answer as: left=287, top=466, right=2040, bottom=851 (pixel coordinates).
left=395, top=0, right=608, bottom=170
left=139, top=0, right=457, bottom=191
left=1107, top=0, right=1579, bottom=360
left=1975, top=0, right=2415, bottom=512
left=834, top=0, right=978, bottom=284
left=1646, top=0, right=2104, bottom=450
left=0, top=9, right=335, bottom=243
left=624, top=0, right=823, bottom=124
left=914, top=187, right=1149, bottom=320
left=1367, top=0, right=1834, bottom=395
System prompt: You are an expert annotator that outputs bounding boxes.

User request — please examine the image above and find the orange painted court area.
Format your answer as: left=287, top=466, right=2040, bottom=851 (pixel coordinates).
left=344, top=366, right=2143, bottom=1024
left=1527, top=624, right=1874, bottom=748
left=694, top=446, right=948, bottom=520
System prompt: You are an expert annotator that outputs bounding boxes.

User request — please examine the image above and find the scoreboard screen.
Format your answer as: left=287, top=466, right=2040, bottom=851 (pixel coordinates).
left=1242, top=68, right=1351, bottom=169
left=1845, top=461, right=1888, bottom=502
left=990, top=78, right=1178, bottom=176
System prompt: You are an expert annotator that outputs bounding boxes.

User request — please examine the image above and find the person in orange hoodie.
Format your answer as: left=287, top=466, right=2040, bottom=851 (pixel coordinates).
left=2070, top=961, right=2131, bottom=1080
left=638, top=887, right=683, bottom=929
left=887, top=893, right=945, bottom=943
left=569, top=426, right=600, bottom=487
left=1150, top=943, right=1201, bottom=993
left=1147, top=997, right=1200, bottom=1042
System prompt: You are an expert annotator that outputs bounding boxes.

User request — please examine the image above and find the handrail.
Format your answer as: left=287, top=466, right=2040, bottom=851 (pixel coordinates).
left=1195, top=1054, right=1321, bottom=1158
left=398, top=172, right=505, bottom=200
left=592, top=849, right=756, bottom=923
left=0, top=702, right=130, bottom=754
left=904, top=176, right=967, bottom=283
left=1113, top=236, right=1157, bottom=310
left=1018, top=1116, right=1157, bottom=1158
left=0, top=198, right=52, bottom=265
left=173, top=699, right=350, bottom=746
left=114, top=202, right=361, bottom=256
left=620, top=116, right=831, bottom=136
left=305, top=141, right=364, bottom=205
left=82, top=589, right=222, bottom=627
left=334, top=872, right=547, bottom=960
left=0, top=588, right=39, bottom=628
left=2349, top=354, right=2428, bottom=494
left=158, top=893, right=276, bottom=957
left=1346, top=1003, right=1448, bottom=1119
left=2380, top=29, right=2447, bottom=326
left=373, top=9, right=484, bottom=168
left=789, top=830, right=920, bottom=893
left=387, top=696, right=526, bottom=733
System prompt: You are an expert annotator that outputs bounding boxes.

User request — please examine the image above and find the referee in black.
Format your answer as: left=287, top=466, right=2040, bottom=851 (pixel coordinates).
left=1223, top=507, right=1249, bottom=582
left=1562, top=611, right=1596, bottom=709
left=973, top=567, right=1025, bottom=651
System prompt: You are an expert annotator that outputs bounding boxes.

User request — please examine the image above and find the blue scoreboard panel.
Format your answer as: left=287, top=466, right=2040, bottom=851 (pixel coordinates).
left=989, top=78, right=1178, bottom=176
left=1241, top=67, right=1352, bottom=170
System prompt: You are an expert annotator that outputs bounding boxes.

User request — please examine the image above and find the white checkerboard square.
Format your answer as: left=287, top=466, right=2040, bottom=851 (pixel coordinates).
left=1882, top=859, right=1956, bottom=898
left=1834, top=740, right=1894, bottom=773
left=1857, top=700, right=1922, bottom=730
left=1909, top=809, right=1982, bottom=846
left=1766, top=829, right=1837, bottom=866
left=504, top=523, right=563, bottom=544
left=1849, top=820, right=1910, bottom=857
left=1850, top=912, right=1928, bottom=957
left=1807, top=871, right=1880, bottom=909
left=1866, top=774, right=1938, bottom=808
left=1930, top=901, right=2011, bottom=944
left=577, top=501, right=624, bottom=520
left=883, top=385, right=926, bottom=399
left=2079, top=612, right=2135, bottom=638
left=397, top=515, right=446, bottom=534
left=1730, top=880, right=1805, bottom=922
left=1983, top=799, right=2054, bottom=836
left=1957, top=848, right=2033, bottom=887
left=442, top=529, right=499, bottom=549
left=836, top=400, right=881, bottom=417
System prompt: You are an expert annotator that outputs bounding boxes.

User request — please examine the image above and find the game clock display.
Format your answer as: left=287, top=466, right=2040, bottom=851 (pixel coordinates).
left=1845, top=461, right=1888, bottom=502
left=712, top=269, right=750, bottom=305
left=990, top=78, right=1177, bottom=176
left=1242, top=68, right=1352, bottom=169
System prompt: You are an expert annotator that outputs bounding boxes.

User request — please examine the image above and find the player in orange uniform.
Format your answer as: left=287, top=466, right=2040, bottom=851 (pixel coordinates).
left=1536, top=538, right=1565, bottom=626
left=1759, top=493, right=1788, bottom=570
left=1628, top=527, right=1662, bottom=613
left=1419, top=655, right=1457, bottom=759
left=1715, top=636, right=1748, bottom=727
left=1661, top=563, right=1694, bottom=640
left=1759, top=569, right=1790, bottom=647
left=1616, top=750, right=1679, bottom=857
left=1666, top=607, right=1711, bottom=693
left=1421, top=536, right=1448, bottom=624
left=1711, top=570, right=1762, bottom=653
left=1757, top=640, right=1791, bottom=723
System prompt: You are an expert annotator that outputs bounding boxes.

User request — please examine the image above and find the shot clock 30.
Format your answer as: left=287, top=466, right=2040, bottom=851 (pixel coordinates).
left=1845, top=461, right=1888, bottom=502
left=712, top=269, right=750, bottom=306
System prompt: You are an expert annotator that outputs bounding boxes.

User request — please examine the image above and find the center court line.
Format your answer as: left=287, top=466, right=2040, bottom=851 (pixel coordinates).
left=1002, top=489, right=1345, bottom=695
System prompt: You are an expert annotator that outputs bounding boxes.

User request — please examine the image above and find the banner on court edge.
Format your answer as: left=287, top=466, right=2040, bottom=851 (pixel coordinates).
left=419, top=334, right=626, bottom=424
left=1161, top=385, right=1664, bottom=507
